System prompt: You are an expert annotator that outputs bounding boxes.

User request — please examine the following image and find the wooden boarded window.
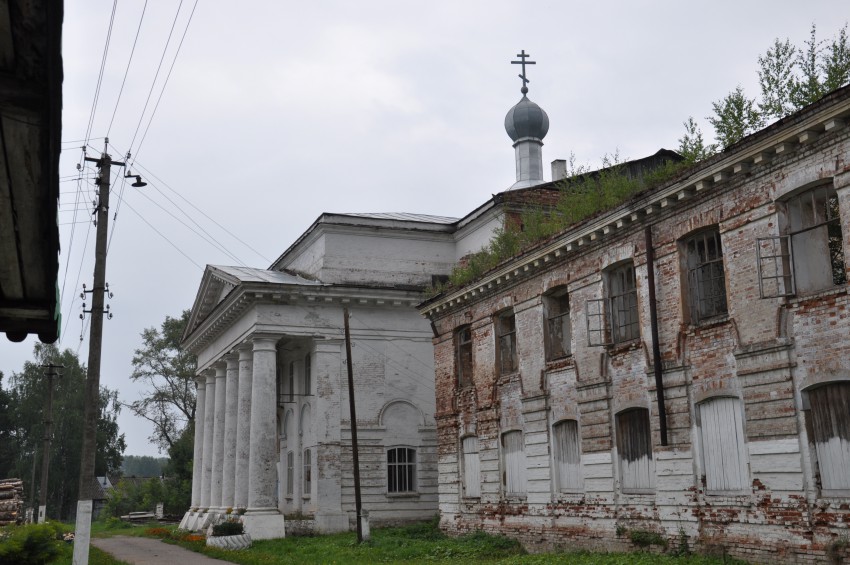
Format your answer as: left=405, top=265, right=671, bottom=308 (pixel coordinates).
left=616, top=408, right=655, bottom=491
left=286, top=451, right=294, bottom=496
left=497, top=312, right=518, bottom=375
left=699, top=397, right=748, bottom=492
left=501, top=431, right=527, bottom=496
left=387, top=447, right=416, bottom=493
left=303, top=448, right=312, bottom=497
left=552, top=420, right=582, bottom=491
left=462, top=436, right=481, bottom=498
left=684, top=228, right=728, bottom=322
left=808, top=383, right=850, bottom=493
left=609, top=263, right=640, bottom=343
left=456, top=326, right=473, bottom=387
left=545, top=292, right=571, bottom=360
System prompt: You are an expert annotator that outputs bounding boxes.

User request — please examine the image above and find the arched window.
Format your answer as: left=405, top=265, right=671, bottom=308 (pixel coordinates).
left=387, top=447, right=416, bottom=493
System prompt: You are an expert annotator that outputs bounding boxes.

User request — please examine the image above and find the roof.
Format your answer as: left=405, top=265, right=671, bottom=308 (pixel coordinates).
left=210, top=265, right=322, bottom=286
left=333, top=212, right=459, bottom=224
left=0, top=0, right=63, bottom=343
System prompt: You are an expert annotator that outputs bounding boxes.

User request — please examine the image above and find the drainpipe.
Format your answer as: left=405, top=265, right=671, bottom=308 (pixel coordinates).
left=644, top=226, right=668, bottom=446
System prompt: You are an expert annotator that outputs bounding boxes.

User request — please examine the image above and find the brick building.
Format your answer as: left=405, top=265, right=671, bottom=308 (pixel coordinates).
left=419, top=85, right=850, bottom=563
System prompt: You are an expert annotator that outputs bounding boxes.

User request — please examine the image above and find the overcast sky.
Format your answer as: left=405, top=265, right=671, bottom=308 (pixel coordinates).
left=1, top=1, right=846, bottom=457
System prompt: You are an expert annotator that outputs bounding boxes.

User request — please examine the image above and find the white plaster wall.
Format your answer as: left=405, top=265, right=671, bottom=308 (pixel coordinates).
left=454, top=211, right=504, bottom=260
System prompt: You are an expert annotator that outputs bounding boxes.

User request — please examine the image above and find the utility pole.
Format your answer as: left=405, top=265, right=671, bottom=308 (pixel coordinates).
left=38, top=363, right=63, bottom=523
left=73, top=138, right=122, bottom=565
left=342, top=308, right=364, bottom=542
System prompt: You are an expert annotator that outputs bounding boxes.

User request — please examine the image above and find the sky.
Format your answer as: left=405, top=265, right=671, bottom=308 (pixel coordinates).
left=1, top=1, right=847, bottom=457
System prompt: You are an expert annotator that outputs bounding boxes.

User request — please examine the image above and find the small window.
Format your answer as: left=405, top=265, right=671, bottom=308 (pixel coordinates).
left=497, top=312, right=518, bottom=375
left=387, top=447, right=416, bottom=493
left=758, top=184, right=846, bottom=297
left=456, top=326, right=473, bottom=387
left=304, top=354, right=312, bottom=396
left=286, top=451, right=294, bottom=496
left=684, top=228, right=728, bottom=322
left=461, top=436, right=481, bottom=498
left=544, top=291, right=571, bottom=360
left=552, top=420, right=582, bottom=491
left=288, top=361, right=295, bottom=402
left=616, top=408, right=654, bottom=491
left=699, top=397, right=748, bottom=492
left=501, top=431, right=526, bottom=496
left=303, top=448, right=312, bottom=496
left=587, top=262, right=639, bottom=346
left=807, top=383, right=850, bottom=494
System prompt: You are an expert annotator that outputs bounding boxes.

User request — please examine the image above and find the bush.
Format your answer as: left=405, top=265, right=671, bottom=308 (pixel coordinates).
left=211, top=520, right=243, bottom=537
left=0, top=522, right=65, bottom=565
left=628, top=529, right=668, bottom=549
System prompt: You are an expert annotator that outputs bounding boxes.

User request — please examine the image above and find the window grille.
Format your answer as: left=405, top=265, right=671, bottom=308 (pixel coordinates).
left=387, top=447, right=416, bottom=493
left=456, top=326, right=473, bottom=387
left=497, top=312, right=518, bottom=374
left=609, top=263, right=639, bottom=343
left=685, top=229, right=727, bottom=322
left=303, top=448, right=312, bottom=496
left=545, top=293, right=571, bottom=360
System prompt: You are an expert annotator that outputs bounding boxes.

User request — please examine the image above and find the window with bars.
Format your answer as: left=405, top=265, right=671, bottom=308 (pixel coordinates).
left=698, top=397, right=748, bottom=492
left=807, top=382, right=850, bottom=494
left=456, top=326, right=473, bottom=387
left=552, top=420, right=582, bottom=491
left=497, top=312, right=518, bottom=375
left=303, top=448, right=312, bottom=497
left=544, top=291, right=571, bottom=360
left=684, top=228, right=728, bottom=322
left=587, top=262, right=639, bottom=346
left=286, top=451, right=294, bottom=496
left=461, top=436, right=481, bottom=498
left=387, top=447, right=416, bottom=494
left=501, top=430, right=527, bottom=496
left=616, top=408, right=654, bottom=492
left=758, top=184, right=846, bottom=297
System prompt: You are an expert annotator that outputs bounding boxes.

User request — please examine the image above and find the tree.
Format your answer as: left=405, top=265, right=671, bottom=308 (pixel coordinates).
left=790, top=24, right=825, bottom=109
left=758, top=37, right=797, bottom=120
left=677, top=117, right=715, bottom=164
left=0, top=372, right=18, bottom=479
left=5, top=344, right=125, bottom=520
left=128, top=310, right=197, bottom=451
left=707, top=86, right=762, bottom=148
left=822, top=25, right=850, bottom=92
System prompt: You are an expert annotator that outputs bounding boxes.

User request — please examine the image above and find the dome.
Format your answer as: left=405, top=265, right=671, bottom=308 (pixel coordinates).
left=504, top=96, right=549, bottom=142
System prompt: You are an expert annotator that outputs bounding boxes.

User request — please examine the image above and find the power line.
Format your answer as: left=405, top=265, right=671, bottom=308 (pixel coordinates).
left=121, top=199, right=204, bottom=270
left=83, top=0, right=118, bottom=147
left=106, top=0, right=149, bottom=137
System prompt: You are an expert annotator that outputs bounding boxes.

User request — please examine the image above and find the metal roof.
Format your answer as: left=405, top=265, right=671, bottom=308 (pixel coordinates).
left=211, top=265, right=322, bottom=286
left=333, top=212, right=459, bottom=224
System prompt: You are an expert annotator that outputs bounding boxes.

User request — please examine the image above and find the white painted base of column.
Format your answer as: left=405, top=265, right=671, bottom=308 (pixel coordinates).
left=241, top=510, right=285, bottom=540
left=199, top=510, right=221, bottom=531
left=315, top=512, right=350, bottom=533
left=72, top=499, right=93, bottom=565
left=178, top=510, right=195, bottom=530
left=37, top=505, right=46, bottom=523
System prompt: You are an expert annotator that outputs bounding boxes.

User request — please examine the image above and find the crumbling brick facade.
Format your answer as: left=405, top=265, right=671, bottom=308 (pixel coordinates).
left=420, top=86, right=850, bottom=563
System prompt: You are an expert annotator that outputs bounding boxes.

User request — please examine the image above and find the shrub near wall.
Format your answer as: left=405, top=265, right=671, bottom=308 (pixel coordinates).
left=0, top=522, right=65, bottom=565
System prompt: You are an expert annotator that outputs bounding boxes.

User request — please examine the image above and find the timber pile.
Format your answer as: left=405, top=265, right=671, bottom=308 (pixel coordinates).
left=0, top=479, right=24, bottom=525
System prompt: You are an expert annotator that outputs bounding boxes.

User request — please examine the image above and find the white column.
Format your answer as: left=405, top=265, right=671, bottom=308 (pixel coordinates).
left=190, top=376, right=207, bottom=509
left=200, top=370, right=216, bottom=511
left=234, top=344, right=253, bottom=511
left=243, top=336, right=286, bottom=539
left=210, top=362, right=227, bottom=511
left=222, top=353, right=239, bottom=509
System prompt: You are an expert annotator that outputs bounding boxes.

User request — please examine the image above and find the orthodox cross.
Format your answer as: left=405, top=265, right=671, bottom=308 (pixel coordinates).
left=511, top=49, right=536, bottom=93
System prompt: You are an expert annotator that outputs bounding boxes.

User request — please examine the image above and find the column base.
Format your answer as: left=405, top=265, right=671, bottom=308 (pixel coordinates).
left=196, top=509, right=220, bottom=531
left=241, top=509, right=286, bottom=540
left=178, top=510, right=194, bottom=530
left=315, top=512, right=350, bottom=533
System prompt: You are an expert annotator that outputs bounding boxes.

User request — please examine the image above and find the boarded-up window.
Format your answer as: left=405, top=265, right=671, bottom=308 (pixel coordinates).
left=552, top=420, right=582, bottom=491
left=545, top=292, right=571, bottom=360
left=286, top=451, right=294, bottom=496
left=502, top=431, right=526, bottom=496
left=609, top=263, right=640, bottom=343
left=462, top=436, right=481, bottom=498
left=616, top=408, right=654, bottom=491
left=456, top=326, right=473, bottom=387
left=699, top=397, right=748, bottom=492
left=684, top=228, right=728, bottom=322
left=808, top=383, right=850, bottom=493
left=387, top=447, right=416, bottom=493
left=304, top=354, right=312, bottom=396
left=303, top=448, right=312, bottom=496
left=497, top=312, right=518, bottom=375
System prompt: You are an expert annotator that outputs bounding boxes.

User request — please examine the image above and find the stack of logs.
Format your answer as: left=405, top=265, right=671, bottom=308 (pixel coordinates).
left=0, top=479, right=24, bottom=525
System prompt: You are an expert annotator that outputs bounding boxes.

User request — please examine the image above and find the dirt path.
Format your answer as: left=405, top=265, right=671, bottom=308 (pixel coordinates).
left=92, top=535, right=234, bottom=565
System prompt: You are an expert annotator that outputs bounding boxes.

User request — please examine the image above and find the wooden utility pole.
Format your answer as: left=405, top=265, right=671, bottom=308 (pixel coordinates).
left=73, top=139, right=122, bottom=565
left=342, top=308, right=364, bottom=542
left=37, top=363, right=62, bottom=523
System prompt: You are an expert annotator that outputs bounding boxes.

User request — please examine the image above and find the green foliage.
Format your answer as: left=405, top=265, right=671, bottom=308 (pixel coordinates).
left=707, top=86, right=763, bottom=148
left=0, top=522, right=65, bottom=565
left=671, top=526, right=691, bottom=557
left=629, top=529, right=668, bottom=549
left=822, top=25, right=850, bottom=92
left=790, top=24, right=825, bottom=108
left=677, top=117, right=715, bottom=164
left=121, top=455, right=168, bottom=477
left=128, top=310, right=197, bottom=451
left=2, top=344, right=125, bottom=521
left=758, top=37, right=797, bottom=120
left=211, top=520, right=244, bottom=537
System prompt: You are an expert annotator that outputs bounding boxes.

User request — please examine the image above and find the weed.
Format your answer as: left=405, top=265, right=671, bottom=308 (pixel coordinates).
left=629, top=528, right=668, bottom=549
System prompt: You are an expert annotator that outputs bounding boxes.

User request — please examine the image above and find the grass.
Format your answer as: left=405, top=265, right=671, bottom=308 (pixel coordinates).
left=116, top=519, right=748, bottom=565
left=50, top=543, right=132, bottom=565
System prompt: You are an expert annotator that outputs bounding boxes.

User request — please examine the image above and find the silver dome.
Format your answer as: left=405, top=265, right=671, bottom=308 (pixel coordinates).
left=504, top=96, right=549, bottom=142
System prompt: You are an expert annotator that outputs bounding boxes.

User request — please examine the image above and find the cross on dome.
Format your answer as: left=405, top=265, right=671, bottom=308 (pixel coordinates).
left=511, top=49, right=536, bottom=94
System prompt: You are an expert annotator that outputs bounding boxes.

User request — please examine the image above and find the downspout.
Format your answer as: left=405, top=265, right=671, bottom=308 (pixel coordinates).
left=644, top=226, right=668, bottom=446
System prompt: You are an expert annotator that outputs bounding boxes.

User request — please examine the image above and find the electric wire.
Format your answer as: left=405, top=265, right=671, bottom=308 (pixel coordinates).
left=83, top=0, right=118, bottom=147
left=121, top=199, right=204, bottom=270
left=106, top=0, right=149, bottom=137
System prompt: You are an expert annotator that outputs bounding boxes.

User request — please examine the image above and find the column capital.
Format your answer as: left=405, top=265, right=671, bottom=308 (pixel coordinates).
left=214, top=361, right=227, bottom=379
left=204, top=371, right=217, bottom=386
left=224, top=351, right=240, bottom=367
left=251, top=335, right=279, bottom=352
left=238, top=342, right=254, bottom=361
left=195, top=375, right=207, bottom=389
